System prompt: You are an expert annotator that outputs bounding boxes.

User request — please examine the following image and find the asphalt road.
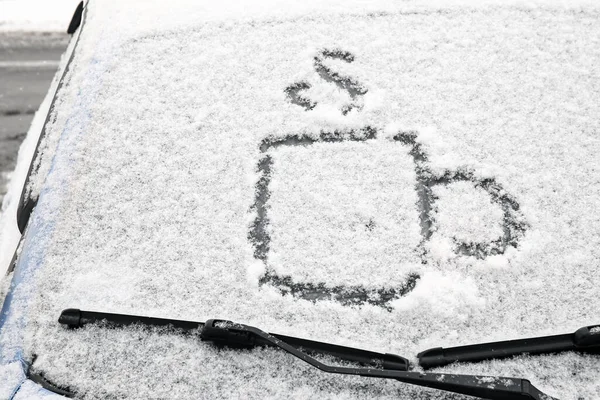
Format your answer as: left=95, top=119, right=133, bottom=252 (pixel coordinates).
left=0, top=32, right=68, bottom=209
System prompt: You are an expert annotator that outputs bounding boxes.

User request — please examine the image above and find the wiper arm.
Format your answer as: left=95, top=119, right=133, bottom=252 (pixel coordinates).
left=418, top=324, right=600, bottom=369
left=58, top=308, right=409, bottom=370
left=58, top=309, right=553, bottom=400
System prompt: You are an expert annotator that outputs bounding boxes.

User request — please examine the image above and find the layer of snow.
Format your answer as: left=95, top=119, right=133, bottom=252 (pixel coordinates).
left=0, top=361, right=24, bottom=399
left=431, top=181, right=504, bottom=246
left=0, top=0, right=81, bottom=32
left=267, top=140, right=421, bottom=288
left=0, top=0, right=599, bottom=399
left=13, top=380, right=66, bottom=399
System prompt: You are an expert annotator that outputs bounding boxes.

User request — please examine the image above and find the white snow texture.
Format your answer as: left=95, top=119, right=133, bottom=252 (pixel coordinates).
left=0, top=0, right=599, bottom=399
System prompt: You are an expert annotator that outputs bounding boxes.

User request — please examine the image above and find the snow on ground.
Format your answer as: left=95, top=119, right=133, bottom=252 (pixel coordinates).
left=1, top=0, right=600, bottom=399
left=0, top=0, right=81, bottom=32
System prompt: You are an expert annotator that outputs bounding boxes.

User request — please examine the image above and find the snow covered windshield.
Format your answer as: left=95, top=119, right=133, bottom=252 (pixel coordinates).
left=2, top=1, right=600, bottom=399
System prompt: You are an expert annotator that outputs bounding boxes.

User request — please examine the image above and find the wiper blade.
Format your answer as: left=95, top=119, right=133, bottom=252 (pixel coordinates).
left=59, top=308, right=409, bottom=370
left=58, top=309, right=553, bottom=400
left=418, top=324, right=600, bottom=369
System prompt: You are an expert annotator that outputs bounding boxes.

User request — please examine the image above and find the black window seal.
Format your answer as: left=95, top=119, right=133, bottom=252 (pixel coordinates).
left=16, top=0, right=88, bottom=234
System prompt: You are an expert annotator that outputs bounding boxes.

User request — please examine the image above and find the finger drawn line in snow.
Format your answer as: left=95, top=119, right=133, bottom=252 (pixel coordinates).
left=285, top=49, right=368, bottom=115
left=394, top=131, right=528, bottom=260
left=249, top=129, right=528, bottom=309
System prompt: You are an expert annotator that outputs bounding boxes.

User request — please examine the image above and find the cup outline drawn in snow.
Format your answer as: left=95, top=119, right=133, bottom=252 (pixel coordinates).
left=248, top=48, right=528, bottom=309
left=285, top=48, right=368, bottom=115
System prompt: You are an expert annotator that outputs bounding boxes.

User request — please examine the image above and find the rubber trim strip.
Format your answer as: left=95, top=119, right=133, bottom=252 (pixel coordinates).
left=16, top=0, right=88, bottom=234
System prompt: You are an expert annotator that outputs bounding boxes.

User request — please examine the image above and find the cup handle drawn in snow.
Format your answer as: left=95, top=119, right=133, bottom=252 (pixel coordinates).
left=423, top=171, right=527, bottom=259
left=285, top=48, right=368, bottom=115
left=393, top=131, right=528, bottom=260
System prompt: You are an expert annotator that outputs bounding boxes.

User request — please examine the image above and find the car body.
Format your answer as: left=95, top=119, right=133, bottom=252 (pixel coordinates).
left=0, top=0, right=599, bottom=399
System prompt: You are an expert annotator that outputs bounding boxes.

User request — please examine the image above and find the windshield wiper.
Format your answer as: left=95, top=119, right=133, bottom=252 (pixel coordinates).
left=57, top=308, right=553, bottom=400
left=418, top=324, right=600, bottom=369
left=58, top=308, right=409, bottom=370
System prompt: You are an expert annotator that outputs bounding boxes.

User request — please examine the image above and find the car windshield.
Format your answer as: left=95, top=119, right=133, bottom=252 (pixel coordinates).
left=1, top=1, right=599, bottom=399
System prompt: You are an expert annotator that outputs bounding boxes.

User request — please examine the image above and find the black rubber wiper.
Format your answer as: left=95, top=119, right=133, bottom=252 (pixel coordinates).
left=58, top=308, right=409, bottom=371
left=418, top=324, right=600, bottom=369
left=58, top=308, right=553, bottom=400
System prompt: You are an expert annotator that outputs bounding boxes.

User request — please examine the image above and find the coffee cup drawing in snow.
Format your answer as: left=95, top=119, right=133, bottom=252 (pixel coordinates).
left=248, top=128, right=527, bottom=309
left=247, top=48, right=527, bottom=308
